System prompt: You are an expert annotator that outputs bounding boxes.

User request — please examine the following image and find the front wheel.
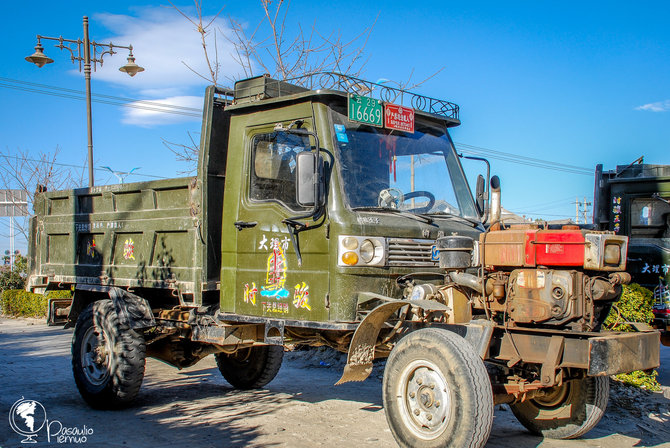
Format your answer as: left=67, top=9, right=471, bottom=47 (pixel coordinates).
left=510, top=376, right=609, bottom=439
left=215, top=345, right=283, bottom=389
left=72, top=300, right=146, bottom=408
left=383, top=328, right=493, bottom=448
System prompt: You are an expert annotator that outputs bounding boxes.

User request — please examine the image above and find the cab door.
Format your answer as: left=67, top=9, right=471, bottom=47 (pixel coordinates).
left=221, top=110, right=329, bottom=322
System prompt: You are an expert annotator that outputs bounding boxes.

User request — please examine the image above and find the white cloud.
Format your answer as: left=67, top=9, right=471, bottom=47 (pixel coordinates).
left=93, top=7, right=242, bottom=90
left=635, top=100, right=670, bottom=112
left=79, top=7, right=246, bottom=125
left=121, top=95, right=203, bottom=126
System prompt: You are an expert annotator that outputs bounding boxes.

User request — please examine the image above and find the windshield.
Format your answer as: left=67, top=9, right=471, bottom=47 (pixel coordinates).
left=330, top=108, right=479, bottom=219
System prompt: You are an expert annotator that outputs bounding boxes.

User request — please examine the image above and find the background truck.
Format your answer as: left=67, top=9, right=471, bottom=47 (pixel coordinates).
left=28, top=73, right=659, bottom=448
left=592, top=161, right=670, bottom=337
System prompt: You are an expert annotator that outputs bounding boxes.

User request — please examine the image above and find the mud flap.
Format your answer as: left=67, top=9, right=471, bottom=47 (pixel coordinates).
left=336, top=295, right=451, bottom=385
left=68, top=285, right=155, bottom=330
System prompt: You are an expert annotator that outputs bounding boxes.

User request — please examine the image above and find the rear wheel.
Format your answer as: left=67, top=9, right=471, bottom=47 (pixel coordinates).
left=215, top=345, right=283, bottom=389
left=72, top=300, right=146, bottom=408
left=383, top=328, right=493, bottom=448
left=510, top=376, right=609, bottom=439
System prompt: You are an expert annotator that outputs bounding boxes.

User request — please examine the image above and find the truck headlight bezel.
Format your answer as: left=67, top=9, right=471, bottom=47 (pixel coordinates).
left=584, top=233, right=628, bottom=271
left=337, top=236, right=386, bottom=267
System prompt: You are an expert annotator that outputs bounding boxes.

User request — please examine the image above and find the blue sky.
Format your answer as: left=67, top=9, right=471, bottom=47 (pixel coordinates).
left=1, top=1, right=669, bottom=255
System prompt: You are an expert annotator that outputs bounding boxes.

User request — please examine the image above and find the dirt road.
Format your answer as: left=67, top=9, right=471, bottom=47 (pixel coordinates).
left=1, top=317, right=669, bottom=448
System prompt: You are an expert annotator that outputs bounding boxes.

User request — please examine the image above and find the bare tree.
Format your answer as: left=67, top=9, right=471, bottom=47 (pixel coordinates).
left=168, top=0, right=377, bottom=87
left=226, top=0, right=377, bottom=82
left=161, top=132, right=201, bottom=175
left=170, top=1, right=226, bottom=87
left=165, top=1, right=442, bottom=173
left=0, top=147, right=84, bottom=240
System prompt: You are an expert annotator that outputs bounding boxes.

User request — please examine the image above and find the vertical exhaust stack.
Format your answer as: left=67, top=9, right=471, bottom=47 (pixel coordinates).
left=489, top=175, right=501, bottom=225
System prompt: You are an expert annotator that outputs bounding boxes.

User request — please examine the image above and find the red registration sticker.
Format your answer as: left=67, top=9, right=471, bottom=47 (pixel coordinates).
left=384, top=103, right=414, bottom=133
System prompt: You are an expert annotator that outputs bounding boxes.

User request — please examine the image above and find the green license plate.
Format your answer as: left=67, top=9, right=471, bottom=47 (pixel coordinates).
left=348, top=94, right=383, bottom=127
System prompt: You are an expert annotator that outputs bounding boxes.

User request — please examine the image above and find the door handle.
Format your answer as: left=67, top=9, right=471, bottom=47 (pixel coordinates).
left=234, top=220, right=258, bottom=231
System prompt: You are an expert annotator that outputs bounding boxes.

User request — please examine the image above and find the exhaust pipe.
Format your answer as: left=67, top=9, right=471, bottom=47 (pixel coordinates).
left=489, top=175, right=501, bottom=225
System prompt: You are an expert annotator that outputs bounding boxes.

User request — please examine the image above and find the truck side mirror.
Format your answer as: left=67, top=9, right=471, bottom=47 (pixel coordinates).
left=475, top=174, right=485, bottom=216
left=296, top=151, right=321, bottom=206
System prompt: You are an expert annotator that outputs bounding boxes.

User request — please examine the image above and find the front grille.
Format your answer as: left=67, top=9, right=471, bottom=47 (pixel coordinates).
left=387, top=238, right=438, bottom=267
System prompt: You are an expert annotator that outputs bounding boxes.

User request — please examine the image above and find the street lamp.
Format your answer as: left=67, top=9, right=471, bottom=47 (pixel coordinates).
left=25, top=16, right=145, bottom=187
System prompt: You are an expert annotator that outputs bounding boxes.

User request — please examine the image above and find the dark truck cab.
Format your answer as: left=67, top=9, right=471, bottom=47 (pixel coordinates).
left=28, top=74, right=659, bottom=447
left=593, top=162, right=670, bottom=336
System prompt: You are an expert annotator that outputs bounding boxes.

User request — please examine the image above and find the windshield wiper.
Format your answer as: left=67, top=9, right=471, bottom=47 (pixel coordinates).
left=425, top=212, right=482, bottom=228
left=353, top=207, right=435, bottom=225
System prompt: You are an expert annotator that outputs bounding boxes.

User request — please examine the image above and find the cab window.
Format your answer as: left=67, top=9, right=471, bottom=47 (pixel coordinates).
left=249, top=131, right=311, bottom=211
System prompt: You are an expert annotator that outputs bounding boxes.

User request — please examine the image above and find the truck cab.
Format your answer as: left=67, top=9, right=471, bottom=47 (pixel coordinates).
left=217, top=75, right=478, bottom=324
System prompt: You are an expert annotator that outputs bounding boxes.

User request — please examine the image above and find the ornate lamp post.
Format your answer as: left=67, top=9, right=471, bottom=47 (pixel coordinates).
left=25, top=16, right=145, bottom=187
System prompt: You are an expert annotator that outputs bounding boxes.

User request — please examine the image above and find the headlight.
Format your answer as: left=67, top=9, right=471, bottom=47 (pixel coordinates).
left=338, top=236, right=385, bottom=266
left=359, top=240, right=375, bottom=263
left=604, top=244, right=621, bottom=265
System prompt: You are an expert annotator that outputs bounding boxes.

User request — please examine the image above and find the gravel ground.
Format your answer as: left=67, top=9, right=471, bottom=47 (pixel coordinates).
left=1, top=317, right=669, bottom=448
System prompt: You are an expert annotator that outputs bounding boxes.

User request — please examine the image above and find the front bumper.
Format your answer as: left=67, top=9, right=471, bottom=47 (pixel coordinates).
left=493, top=328, right=660, bottom=377
left=587, top=331, right=660, bottom=376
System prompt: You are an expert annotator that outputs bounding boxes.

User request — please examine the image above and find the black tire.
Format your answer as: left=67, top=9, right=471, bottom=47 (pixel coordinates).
left=72, top=300, right=146, bottom=408
left=383, top=328, right=493, bottom=448
left=215, top=345, right=283, bottom=389
left=510, top=376, right=609, bottom=439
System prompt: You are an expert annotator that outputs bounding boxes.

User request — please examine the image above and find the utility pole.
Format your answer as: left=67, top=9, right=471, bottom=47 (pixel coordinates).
left=574, top=197, right=592, bottom=225
left=575, top=197, right=580, bottom=224
left=582, top=196, right=592, bottom=225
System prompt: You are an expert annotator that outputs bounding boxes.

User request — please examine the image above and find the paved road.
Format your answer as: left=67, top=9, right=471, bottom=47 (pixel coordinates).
left=657, top=344, right=670, bottom=386
left=1, top=318, right=669, bottom=448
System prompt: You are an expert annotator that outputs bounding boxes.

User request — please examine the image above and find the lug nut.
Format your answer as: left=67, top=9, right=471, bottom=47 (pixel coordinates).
left=426, top=414, right=433, bottom=421
left=409, top=392, right=415, bottom=398
left=435, top=401, right=440, bottom=408
left=414, top=409, right=420, bottom=416
left=429, top=383, right=435, bottom=389
left=416, top=378, right=423, bottom=385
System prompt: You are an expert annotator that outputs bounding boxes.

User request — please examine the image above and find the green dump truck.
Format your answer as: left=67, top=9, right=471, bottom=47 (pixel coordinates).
left=27, top=73, right=660, bottom=448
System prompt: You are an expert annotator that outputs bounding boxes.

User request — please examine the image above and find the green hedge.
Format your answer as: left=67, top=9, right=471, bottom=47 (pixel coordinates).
left=0, top=289, right=72, bottom=318
left=604, top=283, right=661, bottom=391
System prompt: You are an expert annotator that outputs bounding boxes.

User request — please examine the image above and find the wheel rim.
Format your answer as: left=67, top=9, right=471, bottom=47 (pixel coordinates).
left=80, top=325, right=111, bottom=386
left=532, top=382, right=572, bottom=409
left=396, top=359, right=452, bottom=440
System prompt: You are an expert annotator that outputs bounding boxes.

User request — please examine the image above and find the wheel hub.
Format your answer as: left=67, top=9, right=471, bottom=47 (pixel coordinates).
left=81, top=326, right=111, bottom=386
left=400, top=362, right=451, bottom=438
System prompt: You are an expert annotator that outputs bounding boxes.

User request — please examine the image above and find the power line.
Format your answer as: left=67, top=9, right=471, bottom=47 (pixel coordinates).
left=0, top=83, right=201, bottom=118
left=513, top=196, right=577, bottom=210
left=0, top=77, right=202, bottom=112
left=0, top=154, right=166, bottom=180
left=455, top=142, right=594, bottom=176
left=0, top=77, right=202, bottom=118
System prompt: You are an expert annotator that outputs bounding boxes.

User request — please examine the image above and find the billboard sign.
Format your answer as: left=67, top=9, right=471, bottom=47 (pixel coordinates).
left=0, top=190, right=29, bottom=217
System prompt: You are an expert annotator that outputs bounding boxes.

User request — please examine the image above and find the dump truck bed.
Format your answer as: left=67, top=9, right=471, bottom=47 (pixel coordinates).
left=27, top=177, right=214, bottom=304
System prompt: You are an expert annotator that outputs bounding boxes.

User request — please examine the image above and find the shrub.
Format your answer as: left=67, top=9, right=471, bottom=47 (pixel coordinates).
left=604, top=283, right=654, bottom=331
left=1, top=290, right=48, bottom=318
left=604, top=283, right=661, bottom=391
left=46, top=290, right=73, bottom=300
left=0, top=254, right=28, bottom=293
